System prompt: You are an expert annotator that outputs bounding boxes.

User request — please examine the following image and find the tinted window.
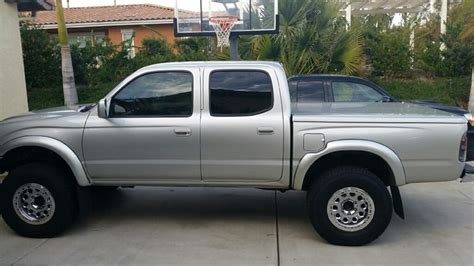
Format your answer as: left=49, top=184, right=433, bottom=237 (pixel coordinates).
left=210, top=71, right=273, bottom=116
left=296, top=81, right=325, bottom=103
left=333, top=82, right=382, bottom=102
left=111, top=72, right=193, bottom=117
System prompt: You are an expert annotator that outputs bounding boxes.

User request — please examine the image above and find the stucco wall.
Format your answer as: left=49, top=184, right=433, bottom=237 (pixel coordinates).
left=46, top=24, right=176, bottom=54
left=107, top=24, right=175, bottom=52
left=0, top=2, right=29, bottom=120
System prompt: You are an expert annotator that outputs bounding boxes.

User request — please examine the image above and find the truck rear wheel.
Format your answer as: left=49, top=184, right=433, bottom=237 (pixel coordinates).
left=0, top=163, right=77, bottom=238
left=307, top=166, right=392, bottom=246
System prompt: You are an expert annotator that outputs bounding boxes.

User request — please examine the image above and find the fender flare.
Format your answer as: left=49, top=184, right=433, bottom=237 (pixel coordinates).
left=293, top=140, right=406, bottom=190
left=0, top=136, right=91, bottom=186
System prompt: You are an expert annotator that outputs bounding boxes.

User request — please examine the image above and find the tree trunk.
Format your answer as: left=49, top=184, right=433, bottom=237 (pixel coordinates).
left=60, top=45, right=78, bottom=106
left=56, top=0, right=78, bottom=106
left=469, top=67, right=474, bottom=113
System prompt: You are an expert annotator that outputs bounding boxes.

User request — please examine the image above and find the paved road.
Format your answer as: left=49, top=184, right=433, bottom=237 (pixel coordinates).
left=0, top=181, right=473, bottom=265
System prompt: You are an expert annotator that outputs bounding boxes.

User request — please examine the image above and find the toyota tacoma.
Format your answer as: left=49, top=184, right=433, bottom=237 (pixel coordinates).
left=0, top=62, right=468, bottom=246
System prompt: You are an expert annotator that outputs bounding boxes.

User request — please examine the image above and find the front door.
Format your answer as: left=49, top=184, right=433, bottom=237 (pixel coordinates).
left=83, top=69, right=201, bottom=183
left=200, top=67, right=284, bottom=182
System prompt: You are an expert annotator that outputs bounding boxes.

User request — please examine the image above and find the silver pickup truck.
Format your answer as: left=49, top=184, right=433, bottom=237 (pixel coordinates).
left=0, top=62, right=468, bottom=246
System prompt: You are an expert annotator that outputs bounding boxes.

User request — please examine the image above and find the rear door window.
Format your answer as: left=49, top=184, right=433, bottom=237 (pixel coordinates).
left=209, top=70, right=273, bottom=116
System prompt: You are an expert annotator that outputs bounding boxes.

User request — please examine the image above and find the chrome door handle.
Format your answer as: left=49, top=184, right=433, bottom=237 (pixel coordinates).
left=257, top=127, right=274, bottom=135
left=174, top=128, right=191, bottom=136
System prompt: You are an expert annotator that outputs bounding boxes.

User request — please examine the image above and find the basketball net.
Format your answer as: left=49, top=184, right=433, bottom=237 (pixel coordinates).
left=209, top=16, right=238, bottom=51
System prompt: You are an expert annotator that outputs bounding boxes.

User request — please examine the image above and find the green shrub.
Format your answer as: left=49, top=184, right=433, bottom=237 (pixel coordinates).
left=415, top=1, right=474, bottom=77
left=70, top=40, right=117, bottom=85
left=416, top=26, right=474, bottom=77
left=27, top=83, right=115, bottom=111
left=365, top=28, right=413, bottom=78
left=20, top=23, right=61, bottom=88
left=85, top=43, right=136, bottom=85
left=374, top=76, right=471, bottom=107
left=133, top=38, right=178, bottom=68
left=175, top=37, right=211, bottom=61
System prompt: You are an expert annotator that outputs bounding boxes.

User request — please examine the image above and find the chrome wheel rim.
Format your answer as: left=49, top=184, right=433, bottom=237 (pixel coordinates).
left=13, top=183, right=56, bottom=225
left=327, top=187, right=375, bottom=232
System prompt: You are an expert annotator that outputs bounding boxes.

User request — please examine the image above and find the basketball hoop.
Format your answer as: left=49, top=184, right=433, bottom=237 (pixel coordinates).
left=209, top=16, right=239, bottom=50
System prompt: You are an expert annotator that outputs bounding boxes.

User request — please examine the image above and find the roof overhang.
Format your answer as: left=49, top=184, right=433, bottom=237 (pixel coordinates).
left=6, top=0, right=54, bottom=12
left=342, top=0, right=427, bottom=15
left=39, top=19, right=174, bottom=30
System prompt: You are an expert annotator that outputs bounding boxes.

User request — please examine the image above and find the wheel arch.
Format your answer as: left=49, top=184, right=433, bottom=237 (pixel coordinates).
left=0, top=136, right=91, bottom=186
left=293, top=140, right=406, bottom=190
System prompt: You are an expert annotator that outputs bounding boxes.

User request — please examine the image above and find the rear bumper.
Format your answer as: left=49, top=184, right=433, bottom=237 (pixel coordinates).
left=462, top=164, right=474, bottom=183
left=466, top=128, right=474, bottom=161
left=0, top=156, right=4, bottom=173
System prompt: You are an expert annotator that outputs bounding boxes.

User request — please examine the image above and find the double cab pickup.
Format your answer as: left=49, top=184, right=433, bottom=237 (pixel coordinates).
left=0, top=62, right=468, bottom=246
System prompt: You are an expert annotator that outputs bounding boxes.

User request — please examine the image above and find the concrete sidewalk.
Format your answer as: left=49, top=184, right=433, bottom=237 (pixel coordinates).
left=0, top=181, right=473, bottom=265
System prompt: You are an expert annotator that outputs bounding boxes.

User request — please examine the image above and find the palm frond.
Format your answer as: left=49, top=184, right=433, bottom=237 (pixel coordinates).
left=249, top=0, right=363, bottom=75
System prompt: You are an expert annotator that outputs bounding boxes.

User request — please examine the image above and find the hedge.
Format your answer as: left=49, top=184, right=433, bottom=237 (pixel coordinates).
left=27, top=77, right=471, bottom=111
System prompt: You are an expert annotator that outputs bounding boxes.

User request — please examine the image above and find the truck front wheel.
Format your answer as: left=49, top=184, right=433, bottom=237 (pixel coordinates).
left=307, top=166, right=392, bottom=246
left=0, top=163, right=78, bottom=238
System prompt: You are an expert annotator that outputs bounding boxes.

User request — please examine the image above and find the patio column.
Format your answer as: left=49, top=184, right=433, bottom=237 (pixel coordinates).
left=0, top=1, right=29, bottom=120
left=410, top=27, right=415, bottom=67
left=345, top=3, right=351, bottom=29
left=440, top=0, right=448, bottom=35
left=430, top=0, right=436, bottom=13
left=469, top=67, right=474, bottom=113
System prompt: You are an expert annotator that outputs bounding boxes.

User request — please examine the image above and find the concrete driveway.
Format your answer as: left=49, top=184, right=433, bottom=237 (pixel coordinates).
left=0, top=180, right=473, bottom=265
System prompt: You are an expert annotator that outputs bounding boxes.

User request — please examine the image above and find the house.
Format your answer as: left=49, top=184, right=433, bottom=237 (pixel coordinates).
left=32, top=4, right=191, bottom=56
left=1, top=0, right=53, bottom=120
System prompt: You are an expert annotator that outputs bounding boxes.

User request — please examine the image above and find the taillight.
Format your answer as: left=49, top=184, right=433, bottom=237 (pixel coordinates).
left=464, top=113, right=474, bottom=126
left=459, top=133, right=468, bottom=162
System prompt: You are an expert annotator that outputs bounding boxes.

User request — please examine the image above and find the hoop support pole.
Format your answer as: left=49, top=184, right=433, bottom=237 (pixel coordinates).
left=230, top=35, right=239, bottom=60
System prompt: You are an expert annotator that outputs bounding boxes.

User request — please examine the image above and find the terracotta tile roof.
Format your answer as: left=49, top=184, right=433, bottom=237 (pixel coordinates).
left=33, top=4, right=192, bottom=25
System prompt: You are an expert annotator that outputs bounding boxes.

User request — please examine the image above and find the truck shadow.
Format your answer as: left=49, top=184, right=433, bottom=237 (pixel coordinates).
left=70, top=187, right=278, bottom=234
left=70, top=184, right=473, bottom=246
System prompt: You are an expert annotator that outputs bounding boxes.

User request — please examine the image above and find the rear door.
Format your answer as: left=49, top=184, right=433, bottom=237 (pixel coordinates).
left=200, top=66, right=284, bottom=182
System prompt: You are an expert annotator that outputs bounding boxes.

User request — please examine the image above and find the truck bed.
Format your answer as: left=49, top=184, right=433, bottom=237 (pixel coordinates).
left=292, top=102, right=467, bottom=124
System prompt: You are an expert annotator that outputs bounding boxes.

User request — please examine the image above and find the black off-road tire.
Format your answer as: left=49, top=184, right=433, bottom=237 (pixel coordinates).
left=307, top=166, right=392, bottom=246
left=0, top=163, right=78, bottom=238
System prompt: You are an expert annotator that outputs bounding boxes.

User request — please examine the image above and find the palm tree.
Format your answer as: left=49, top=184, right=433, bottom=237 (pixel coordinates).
left=55, top=0, right=78, bottom=106
left=247, top=0, right=363, bottom=76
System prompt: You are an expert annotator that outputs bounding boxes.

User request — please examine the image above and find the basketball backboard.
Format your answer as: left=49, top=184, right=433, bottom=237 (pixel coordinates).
left=174, top=0, right=279, bottom=37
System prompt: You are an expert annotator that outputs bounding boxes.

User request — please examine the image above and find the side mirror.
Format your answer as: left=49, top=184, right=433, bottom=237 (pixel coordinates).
left=98, top=98, right=108, bottom=118
left=378, top=96, right=393, bottom=102
left=383, top=96, right=394, bottom=102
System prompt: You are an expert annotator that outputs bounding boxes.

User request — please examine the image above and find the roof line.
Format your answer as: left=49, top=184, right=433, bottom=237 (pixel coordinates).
left=60, top=3, right=174, bottom=11
left=40, top=19, right=174, bottom=29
